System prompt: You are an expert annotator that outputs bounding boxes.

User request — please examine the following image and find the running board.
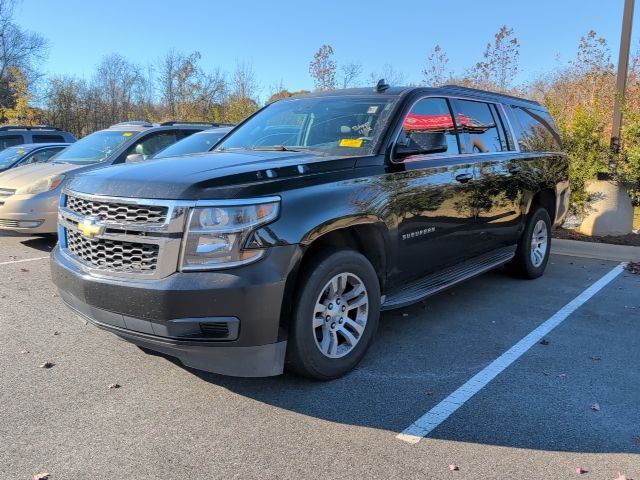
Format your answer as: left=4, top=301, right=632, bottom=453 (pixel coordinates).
left=382, top=247, right=516, bottom=310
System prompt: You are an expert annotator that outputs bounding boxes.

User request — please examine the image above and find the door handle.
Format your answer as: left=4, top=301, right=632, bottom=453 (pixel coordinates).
left=455, top=173, right=473, bottom=183
left=508, top=165, right=522, bottom=174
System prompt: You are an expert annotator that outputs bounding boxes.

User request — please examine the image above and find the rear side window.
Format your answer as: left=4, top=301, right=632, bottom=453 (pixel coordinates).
left=398, top=97, right=460, bottom=158
left=511, top=107, right=562, bottom=152
left=0, top=135, right=24, bottom=149
left=33, top=134, right=65, bottom=143
left=456, top=100, right=507, bottom=153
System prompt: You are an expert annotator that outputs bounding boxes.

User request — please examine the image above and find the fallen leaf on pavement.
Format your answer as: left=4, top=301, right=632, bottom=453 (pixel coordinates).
left=591, top=403, right=601, bottom=411
left=53, top=331, right=60, bottom=336
left=539, top=338, right=550, bottom=345
left=575, top=466, right=587, bottom=474
left=33, top=472, right=49, bottom=480
left=624, top=261, right=640, bottom=275
left=108, top=383, right=121, bottom=390
left=39, top=362, right=54, bottom=369
left=20, top=350, right=29, bottom=354
left=448, top=464, right=459, bottom=471
left=20, top=267, right=29, bottom=272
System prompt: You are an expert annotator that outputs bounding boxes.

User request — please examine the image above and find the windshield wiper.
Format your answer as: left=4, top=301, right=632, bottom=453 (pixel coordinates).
left=248, top=145, right=310, bottom=152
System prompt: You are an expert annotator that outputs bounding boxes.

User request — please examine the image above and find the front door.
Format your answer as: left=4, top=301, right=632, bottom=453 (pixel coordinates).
left=388, top=97, right=478, bottom=284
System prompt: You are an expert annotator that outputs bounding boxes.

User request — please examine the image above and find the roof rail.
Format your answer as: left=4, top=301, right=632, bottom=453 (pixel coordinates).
left=441, top=85, right=541, bottom=106
left=110, top=121, right=154, bottom=128
left=159, top=121, right=235, bottom=127
left=0, top=125, right=63, bottom=131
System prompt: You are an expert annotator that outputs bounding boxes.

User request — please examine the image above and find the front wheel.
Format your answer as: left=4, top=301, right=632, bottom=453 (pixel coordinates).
left=507, top=206, right=552, bottom=279
left=286, top=249, right=381, bottom=380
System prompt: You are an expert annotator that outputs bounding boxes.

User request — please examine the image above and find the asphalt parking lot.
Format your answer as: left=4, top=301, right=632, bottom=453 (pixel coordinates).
left=1, top=231, right=639, bottom=479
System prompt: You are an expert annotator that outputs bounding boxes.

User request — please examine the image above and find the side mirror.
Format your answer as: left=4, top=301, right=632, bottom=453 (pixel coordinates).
left=394, top=132, right=448, bottom=159
left=126, top=153, right=145, bottom=163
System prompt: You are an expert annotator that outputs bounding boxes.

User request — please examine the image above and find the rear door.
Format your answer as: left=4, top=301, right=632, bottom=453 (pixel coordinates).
left=451, top=98, right=523, bottom=253
left=389, top=96, right=478, bottom=282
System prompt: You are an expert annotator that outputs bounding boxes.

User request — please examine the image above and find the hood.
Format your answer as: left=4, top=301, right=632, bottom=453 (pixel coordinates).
left=67, top=150, right=359, bottom=200
left=0, top=162, right=82, bottom=189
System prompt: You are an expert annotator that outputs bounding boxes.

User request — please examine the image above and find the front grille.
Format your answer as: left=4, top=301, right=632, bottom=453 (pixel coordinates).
left=66, top=229, right=159, bottom=273
left=199, top=322, right=231, bottom=339
left=66, top=195, right=168, bottom=225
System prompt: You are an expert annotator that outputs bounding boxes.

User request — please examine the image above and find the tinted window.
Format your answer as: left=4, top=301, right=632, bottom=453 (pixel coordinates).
left=398, top=97, right=459, bottom=158
left=512, top=107, right=562, bottom=152
left=154, top=130, right=227, bottom=159
left=0, top=135, right=24, bottom=150
left=126, top=132, right=178, bottom=161
left=33, top=134, right=65, bottom=143
left=456, top=100, right=507, bottom=153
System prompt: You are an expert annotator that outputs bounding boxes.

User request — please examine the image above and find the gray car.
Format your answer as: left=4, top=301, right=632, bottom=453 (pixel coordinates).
left=0, top=125, right=76, bottom=150
left=0, top=121, right=215, bottom=233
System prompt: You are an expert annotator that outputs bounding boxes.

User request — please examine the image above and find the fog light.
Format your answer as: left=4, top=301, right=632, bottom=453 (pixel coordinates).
left=18, top=220, right=44, bottom=228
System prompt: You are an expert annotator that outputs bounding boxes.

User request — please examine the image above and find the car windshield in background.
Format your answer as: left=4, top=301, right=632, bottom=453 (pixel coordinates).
left=53, top=130, right=136, bottom=164
left=216, top=96, right=398, bottom=156
left=0, top=146, right=31, bottom=169
left=154, top=131, right=227, bottom=159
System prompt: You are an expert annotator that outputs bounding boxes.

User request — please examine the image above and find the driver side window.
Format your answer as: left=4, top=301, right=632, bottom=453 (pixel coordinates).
left=126, top=132, right=178, bottom=161
left=398, top=98, right=460, bottom=157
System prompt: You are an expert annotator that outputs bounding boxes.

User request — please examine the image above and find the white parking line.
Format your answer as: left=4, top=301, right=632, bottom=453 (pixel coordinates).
left=396, top=263, right=626, bottom=444
left=0, top=256, right=50, bottom=266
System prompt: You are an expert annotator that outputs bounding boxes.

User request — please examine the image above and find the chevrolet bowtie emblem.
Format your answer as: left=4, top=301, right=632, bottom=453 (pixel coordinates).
left=77, top=218, right=104, bottom=239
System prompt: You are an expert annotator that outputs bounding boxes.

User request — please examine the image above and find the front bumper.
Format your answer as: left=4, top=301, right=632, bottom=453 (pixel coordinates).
left=51, top=244, right=302, bottom=377
left=0, top=190, right=58, bottom=233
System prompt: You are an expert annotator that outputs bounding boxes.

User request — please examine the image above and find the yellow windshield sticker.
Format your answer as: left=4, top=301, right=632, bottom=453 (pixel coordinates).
left=16, top=149, right=26, bottom=154
left=339, top=138, right=363, bottom=148
left=123, top=132, right=134, bottom=137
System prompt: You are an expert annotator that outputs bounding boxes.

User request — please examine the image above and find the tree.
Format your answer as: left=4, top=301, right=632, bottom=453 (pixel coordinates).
left=224, top=62, right=260, bottom=123
left=340, top=61, right=362, bottom=88
left=422, top=45, right=450, bottom=87
left=368, top=64, right=405, bottom=87
left=0, top=0, right=48, bottom=110
left=467, top=25, right=520, bottom=92
left=309, top=45, right=336, bottom=91
left=0, top=67, right=42, bottom=124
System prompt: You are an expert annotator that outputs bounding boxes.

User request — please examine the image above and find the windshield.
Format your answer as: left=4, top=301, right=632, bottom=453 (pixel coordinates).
left=0, top=146, right=30, bottom=169
left=216, top=96, right=397, bottom=156
left=154, top=130, right=228, bottom=159
left=53, top=130, right=137, bottom=164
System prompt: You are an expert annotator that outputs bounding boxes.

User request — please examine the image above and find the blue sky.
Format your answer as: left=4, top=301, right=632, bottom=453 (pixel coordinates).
left=16, top=0, right=640, bottom=100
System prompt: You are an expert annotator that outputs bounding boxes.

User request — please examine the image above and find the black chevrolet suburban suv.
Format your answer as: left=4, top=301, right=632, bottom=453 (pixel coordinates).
left=51, top=85, right=569, bottom=379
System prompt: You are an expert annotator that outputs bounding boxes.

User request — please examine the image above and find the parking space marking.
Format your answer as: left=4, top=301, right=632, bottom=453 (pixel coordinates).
left=396, top=263, right=626, bottom=444
left=0, top=256, right=50, bottom=266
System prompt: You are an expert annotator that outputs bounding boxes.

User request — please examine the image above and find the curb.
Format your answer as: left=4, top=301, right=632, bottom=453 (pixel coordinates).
left=551, top=238, right=640, bottom=262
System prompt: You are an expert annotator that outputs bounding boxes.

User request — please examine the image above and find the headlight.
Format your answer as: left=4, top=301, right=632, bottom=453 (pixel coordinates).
left=180, top=199, right=280, bottom=270
left=15, top=175, right=65, bottom=195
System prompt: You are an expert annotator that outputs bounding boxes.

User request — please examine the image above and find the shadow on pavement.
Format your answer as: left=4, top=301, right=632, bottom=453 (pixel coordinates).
left=146, top=260, right=638, bottom=455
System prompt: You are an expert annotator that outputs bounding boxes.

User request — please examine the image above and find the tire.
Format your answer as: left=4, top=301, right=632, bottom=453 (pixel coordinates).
left=285, top=249, right=381, bottom=380
left=507, top=206, right=552, bottom=279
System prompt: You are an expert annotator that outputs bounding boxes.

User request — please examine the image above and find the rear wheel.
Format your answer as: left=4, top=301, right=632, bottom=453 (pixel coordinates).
left=507, top=206, right=552, bottom=279
left=286, top=249, right=381, bottom=380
